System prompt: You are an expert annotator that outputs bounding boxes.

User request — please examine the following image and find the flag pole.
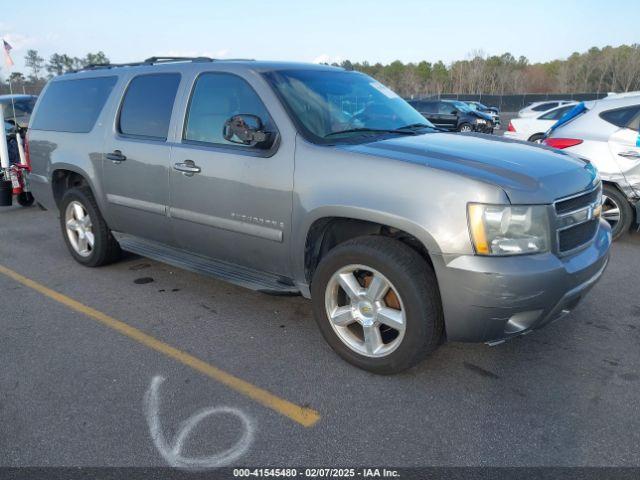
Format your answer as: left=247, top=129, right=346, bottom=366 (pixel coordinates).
left=7, top=73, right=18, bottom=125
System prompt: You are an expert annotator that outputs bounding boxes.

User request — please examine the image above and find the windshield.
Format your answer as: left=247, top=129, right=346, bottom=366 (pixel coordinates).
left=451, top=101, right=472, bottom=113
left=263, top=69, right=433, bottom=143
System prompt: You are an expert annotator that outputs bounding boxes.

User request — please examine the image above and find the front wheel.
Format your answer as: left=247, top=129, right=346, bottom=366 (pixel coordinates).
left=458, top=123, right=472, bottom=133
left=602, top=184, right=633, bottom=240
left=311, top=236, right=444, bottom=374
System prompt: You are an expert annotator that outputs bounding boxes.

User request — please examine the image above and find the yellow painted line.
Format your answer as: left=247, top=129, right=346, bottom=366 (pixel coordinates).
left=0, top=264, right=320, bottom=427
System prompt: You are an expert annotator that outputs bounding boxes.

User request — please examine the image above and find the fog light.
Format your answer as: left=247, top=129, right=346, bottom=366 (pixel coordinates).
left=504, top=309, right=543, bottom=334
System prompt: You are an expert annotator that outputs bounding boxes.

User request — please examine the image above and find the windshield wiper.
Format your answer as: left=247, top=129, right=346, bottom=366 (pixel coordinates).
left=395, top=123, right=433, bottom=131
left=324, top=127, right=419, bottom=138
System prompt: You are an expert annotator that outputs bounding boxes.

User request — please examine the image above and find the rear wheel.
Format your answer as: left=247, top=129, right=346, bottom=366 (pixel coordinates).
left=602, top=184, right=633, bottom=240
left=311, top=236, right=443, bottom=374
left=59, top=187, right=121, bottom=266
left=528, top=133, right=544, bottom=143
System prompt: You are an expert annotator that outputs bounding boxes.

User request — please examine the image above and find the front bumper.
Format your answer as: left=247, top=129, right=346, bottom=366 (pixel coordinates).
left=431, top=219, right=612, bottom=343
left=474, top=122, right=494, bottom=134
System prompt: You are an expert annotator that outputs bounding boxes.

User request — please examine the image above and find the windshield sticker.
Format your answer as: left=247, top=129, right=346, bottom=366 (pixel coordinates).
left=370, top=82, right=400, bottom=99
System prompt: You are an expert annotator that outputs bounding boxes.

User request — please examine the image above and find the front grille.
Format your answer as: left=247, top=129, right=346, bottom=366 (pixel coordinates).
left=554, top=184, right=601, bottom=253
left=558, top=219, right=599, bottom=252
left=555, top=188, right=600, bottom=215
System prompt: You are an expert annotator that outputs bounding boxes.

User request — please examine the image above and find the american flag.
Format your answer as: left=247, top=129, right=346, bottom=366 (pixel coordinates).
left=3, top=39, right=14, bottom=67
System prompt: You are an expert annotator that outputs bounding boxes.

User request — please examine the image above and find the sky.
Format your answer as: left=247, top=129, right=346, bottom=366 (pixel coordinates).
left=1, top=0, right=638, bottom=76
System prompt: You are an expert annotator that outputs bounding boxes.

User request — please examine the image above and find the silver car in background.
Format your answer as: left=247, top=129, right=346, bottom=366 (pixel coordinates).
left=518, top=100, right=574, bottom=118
left=544, top=94, right=640, bottom=239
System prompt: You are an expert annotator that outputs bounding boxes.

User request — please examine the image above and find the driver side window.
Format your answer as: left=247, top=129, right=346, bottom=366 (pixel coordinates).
left=184, top=73, right=272, bottom=147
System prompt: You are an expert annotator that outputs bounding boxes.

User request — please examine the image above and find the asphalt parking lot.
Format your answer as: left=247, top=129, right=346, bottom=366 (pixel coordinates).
left=1, top=204, right=639, bottom=468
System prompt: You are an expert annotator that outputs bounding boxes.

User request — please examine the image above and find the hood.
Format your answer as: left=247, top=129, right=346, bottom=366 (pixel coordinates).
left=339, top=132, right=598, bottom=204
left=470, top=110, right=493, bottom=121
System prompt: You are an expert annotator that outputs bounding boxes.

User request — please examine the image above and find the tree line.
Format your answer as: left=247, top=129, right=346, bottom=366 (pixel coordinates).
left=0, top=49, right=109, bottom=93
left=335, top=44, right=640, bottom=97
left=1, top=44, right=639, bottom=97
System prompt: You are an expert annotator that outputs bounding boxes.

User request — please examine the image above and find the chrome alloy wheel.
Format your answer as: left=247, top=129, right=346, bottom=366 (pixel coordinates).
left=324, top=264, right=406, bottom=358
left=65, top=200, right=94, bottom=257
left=459, top=124, right=472, bottom=132
left=601, top=193, right=621, bottom=231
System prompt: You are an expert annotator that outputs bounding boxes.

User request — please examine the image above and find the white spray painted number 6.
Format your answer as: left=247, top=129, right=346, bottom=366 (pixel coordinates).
left=144, top=375, right=255, bottom=470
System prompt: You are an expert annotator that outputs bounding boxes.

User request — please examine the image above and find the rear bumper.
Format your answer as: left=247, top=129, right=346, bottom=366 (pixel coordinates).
left=432, top=219, right=612, bottom=343
left=28, top=172, right=56, bottom=210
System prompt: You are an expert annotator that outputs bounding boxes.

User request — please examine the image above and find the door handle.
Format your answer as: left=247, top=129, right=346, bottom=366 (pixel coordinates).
left=618, top=150, right=640, bottom=159
left=105, top=150, right=127, bottom=163
left=173, top=160, right=201, bottom=176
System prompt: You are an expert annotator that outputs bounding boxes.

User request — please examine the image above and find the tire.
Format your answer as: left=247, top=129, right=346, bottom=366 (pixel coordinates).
left=59, top=187, right=121, bottom=267
left=602, top=184, right=633, bottom=241
left=16, top=192, right=35, bottom=207
left=311, top=236, right=444, bottom=374
left=528, top=133, right=544, bottom=143
left=458, top=123, right=472, bottom=133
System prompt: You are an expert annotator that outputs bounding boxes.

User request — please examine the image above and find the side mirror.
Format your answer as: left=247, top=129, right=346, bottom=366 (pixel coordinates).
left=223, top=114, right=273, bottom=148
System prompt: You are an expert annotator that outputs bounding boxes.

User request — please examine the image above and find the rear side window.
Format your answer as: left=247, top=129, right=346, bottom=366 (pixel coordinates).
left=184, top=73, right=272, bottom=147
left=419, top=102, right=437, bottom=113
left=118, top=73, right=181, bottom=140
left=30, top=77, right=117, bottom=133
left=600, top=106, right=640, bottom=130
left=532, top=102, right=559, bottom=112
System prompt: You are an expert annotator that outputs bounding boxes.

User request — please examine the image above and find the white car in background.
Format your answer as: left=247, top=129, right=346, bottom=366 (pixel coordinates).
left=518, top=100, right=574, bottom=118
left=544, top=94, right=640, bottom=239
left=505, top=102, right=577, bottom=142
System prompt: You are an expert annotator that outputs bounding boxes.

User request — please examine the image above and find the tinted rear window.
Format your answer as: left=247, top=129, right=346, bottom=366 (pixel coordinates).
left=539, top=105, right=574, bottom=120
left=532, top=102, right=558, bottom=112
left=31, top=77, right=117, bottom=133
left=600, top=106, right=640, bottom=129
left=118, top=73, right=181, bottom=139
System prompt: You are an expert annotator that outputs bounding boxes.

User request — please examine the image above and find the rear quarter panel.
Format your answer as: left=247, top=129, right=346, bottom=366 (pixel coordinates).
left=28, top=74, right=126, bottom=216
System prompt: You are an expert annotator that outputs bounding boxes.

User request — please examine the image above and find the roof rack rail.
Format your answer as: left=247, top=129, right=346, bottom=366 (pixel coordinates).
left=143, top=56, right=214, bottom=64
left=66, top=56, right=217, bottom=74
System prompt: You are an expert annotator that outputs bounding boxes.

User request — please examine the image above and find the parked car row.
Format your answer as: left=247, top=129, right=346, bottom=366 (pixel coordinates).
left=408, top=99, right=496, bottom=133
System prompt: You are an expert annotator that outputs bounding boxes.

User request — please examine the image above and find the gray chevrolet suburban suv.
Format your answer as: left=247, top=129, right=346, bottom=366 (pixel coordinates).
left=27, top=57, right=612, bottom=373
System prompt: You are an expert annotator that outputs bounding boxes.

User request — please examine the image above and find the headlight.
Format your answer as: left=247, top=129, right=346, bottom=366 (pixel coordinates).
left=475, top=119, right=486, bottom=124
left=467, top=204, right=550, bottom=255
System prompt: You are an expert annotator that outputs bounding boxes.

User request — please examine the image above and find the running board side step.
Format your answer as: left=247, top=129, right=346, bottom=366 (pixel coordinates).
left=113, top=233, right=299, bottom=295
